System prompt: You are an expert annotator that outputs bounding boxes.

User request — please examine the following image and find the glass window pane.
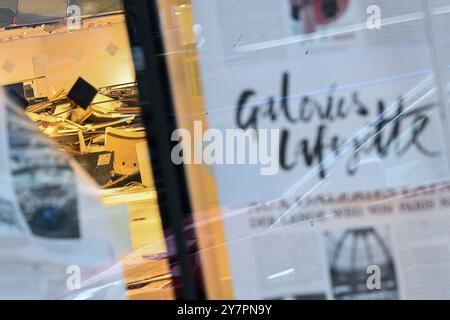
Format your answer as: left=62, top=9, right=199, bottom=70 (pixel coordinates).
left=0, top=6, right=175, bottom=299
left=156, top=0, right=450, bottom=300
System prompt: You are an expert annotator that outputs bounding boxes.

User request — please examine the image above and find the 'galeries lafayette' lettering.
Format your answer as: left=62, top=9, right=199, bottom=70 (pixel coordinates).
left=236, top=72, right=439, bottom=179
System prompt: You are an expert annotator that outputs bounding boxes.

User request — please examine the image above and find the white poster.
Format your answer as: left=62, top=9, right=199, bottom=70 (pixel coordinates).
left=190, top=0, right=450, bottom=299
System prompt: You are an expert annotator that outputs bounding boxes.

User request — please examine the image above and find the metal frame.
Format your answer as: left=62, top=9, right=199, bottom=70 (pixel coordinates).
left=123, top=0, right=202, bottom=300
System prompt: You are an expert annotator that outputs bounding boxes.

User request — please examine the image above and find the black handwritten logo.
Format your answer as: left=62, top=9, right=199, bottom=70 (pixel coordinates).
left=236, top=72, right=438, bottom=179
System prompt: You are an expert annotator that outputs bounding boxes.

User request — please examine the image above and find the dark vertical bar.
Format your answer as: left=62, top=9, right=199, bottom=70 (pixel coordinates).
left=124, top=0, right=198, bottom=300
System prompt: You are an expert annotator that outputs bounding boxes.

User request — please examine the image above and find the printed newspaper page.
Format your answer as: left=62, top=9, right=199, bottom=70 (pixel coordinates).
left=191, top=0, right=450, bottom=299
left=222, top=183, right=450, bottom=299
left=0, top=89, right=126, bottom=299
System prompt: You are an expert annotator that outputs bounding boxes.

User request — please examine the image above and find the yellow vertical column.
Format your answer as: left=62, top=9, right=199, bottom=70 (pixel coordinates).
left=156, top=0, right=233, bottom=299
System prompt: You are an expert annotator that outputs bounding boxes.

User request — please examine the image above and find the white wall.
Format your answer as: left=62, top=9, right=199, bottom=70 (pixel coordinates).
left=0, top=16, right=135, bottom=97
